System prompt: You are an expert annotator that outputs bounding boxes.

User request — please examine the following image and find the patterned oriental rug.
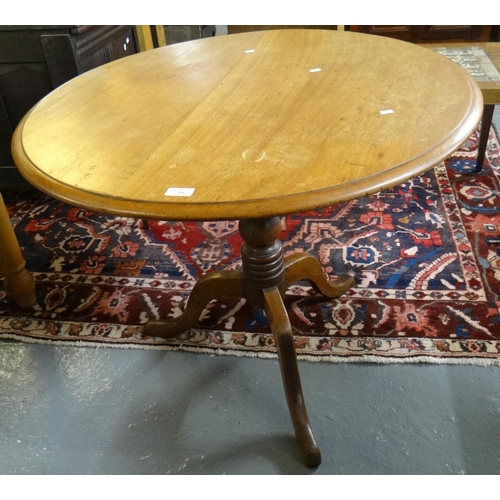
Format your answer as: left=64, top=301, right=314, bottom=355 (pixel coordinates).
left=1, top=126, right=500, bottom=365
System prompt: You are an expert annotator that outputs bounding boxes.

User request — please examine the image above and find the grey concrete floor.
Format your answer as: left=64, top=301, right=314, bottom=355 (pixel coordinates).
left=1, top=109, right=499, bottom=476
left=1, top=343, right=500, bottom=475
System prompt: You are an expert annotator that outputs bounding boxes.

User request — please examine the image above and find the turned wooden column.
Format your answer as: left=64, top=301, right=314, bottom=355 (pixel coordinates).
left=239, top=217, right=287, bottom=308
left=0, top=193, right=36, bottom=307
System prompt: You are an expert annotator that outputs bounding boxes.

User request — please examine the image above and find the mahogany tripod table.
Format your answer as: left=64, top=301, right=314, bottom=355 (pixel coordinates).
left=12, top=30, right=482, bottom=467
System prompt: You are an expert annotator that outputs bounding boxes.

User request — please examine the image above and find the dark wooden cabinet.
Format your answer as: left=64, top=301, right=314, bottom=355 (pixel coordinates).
left=0, top=25, right=138, bottom=169
left=349, top=25, right=492, bottom=42
left=164, top=25, right=216, bottom=44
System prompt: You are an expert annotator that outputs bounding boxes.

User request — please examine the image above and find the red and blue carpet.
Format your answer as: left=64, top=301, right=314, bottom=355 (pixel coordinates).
left=1, top=126, right=500, bottom=364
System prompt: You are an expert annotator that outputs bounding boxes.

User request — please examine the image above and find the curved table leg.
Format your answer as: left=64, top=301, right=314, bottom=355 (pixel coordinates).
left=143, top=270, right=245, bottom=338
left=284, top=252, right=355, bottom=298
left=263, top=286, right=322, bottom=468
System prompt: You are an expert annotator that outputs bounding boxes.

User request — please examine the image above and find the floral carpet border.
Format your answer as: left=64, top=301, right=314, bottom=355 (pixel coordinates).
left=2, top=315, right=500, bottom=365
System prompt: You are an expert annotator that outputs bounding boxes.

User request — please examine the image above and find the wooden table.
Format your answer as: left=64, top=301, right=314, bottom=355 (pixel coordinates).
left=422, top=42, right=500, bottom=171
left=12, top=30, right=482, bottom=467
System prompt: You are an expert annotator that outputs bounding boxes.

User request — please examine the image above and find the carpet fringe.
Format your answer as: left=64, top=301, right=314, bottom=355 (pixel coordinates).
left=2, top=332, right=500, bottom=367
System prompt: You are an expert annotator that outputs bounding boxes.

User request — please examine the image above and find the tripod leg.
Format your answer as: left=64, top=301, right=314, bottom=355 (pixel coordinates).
left=263, top=286, right=321, bottom=468
left=284, top=252, right=355, bottom=298
left=144, top=270, right=245, bottom=338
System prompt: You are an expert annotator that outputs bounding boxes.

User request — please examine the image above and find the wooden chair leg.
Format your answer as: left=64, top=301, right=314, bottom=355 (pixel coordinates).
left=0, top=193, right=36, bottom=308
left=476, top=104, right=495, bottom=172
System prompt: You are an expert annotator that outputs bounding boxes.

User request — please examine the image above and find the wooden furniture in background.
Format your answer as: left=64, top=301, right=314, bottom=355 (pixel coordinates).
left=0, top=26, right=140, bottom=282
left=137, top=26, right=217, bottom=50
left=163, top=25, right=216, bottom=44
left=350, top=25, right=492, bottom=42
left=11, top=30, right=483, bottom=467
left=422, top=42, right=500, bottom=171
left=136, top=25, right=166, bottom=51
left=492, top=26, right=500, bottom=42
left=0, top=25, right=138, bottom=170
left=0, top=193, right=36, bottom=308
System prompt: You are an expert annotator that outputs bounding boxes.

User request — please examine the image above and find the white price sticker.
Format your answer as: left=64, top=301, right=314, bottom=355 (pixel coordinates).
left=164, top=187, right=195, bottom=197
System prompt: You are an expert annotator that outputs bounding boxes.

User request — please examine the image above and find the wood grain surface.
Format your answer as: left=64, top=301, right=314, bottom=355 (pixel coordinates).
left=12, top=29, right=483, bottom=220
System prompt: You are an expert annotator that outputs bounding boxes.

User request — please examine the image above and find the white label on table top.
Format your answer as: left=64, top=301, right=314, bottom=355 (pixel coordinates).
left=309, top=68, right=321, bottom=73
left=245, top=49, right=255, bottom=53
left=164, top=187, right=195, bottom=197
left=380, top=109, right=394, bottom=115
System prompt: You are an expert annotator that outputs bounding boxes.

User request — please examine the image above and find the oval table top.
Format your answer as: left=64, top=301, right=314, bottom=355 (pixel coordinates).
left=12, top=29, right=483, bottom=221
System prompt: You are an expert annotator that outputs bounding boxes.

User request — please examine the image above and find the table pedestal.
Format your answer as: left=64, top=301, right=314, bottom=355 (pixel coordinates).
left=144, top=216, right=355, bottom=468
